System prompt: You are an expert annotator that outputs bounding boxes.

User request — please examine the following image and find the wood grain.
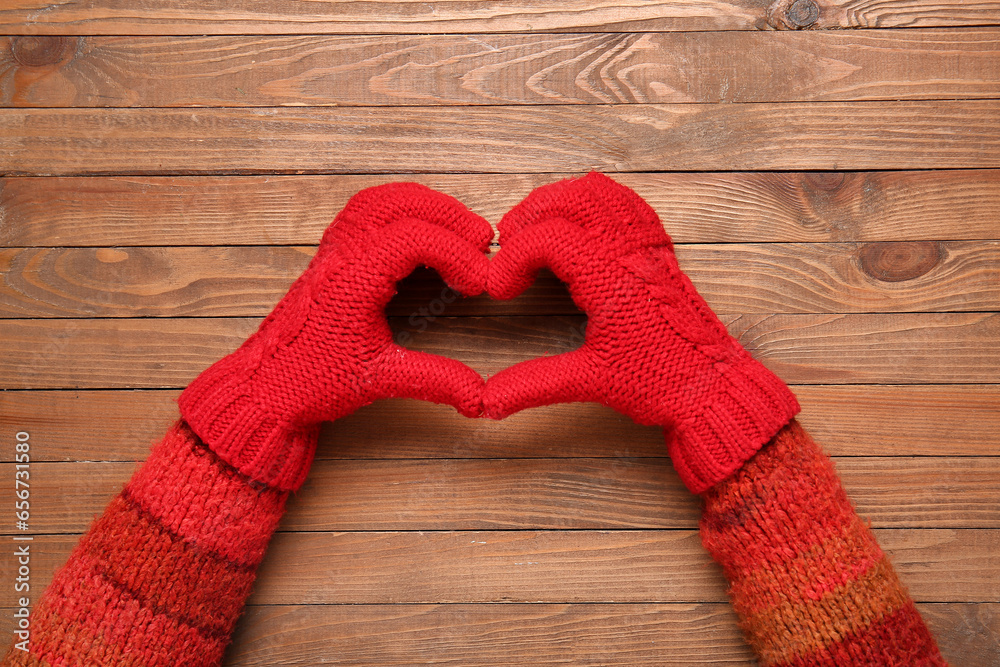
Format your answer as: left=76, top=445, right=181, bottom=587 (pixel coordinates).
left=5, top=171, right=999, bottom=246
left=3, top=385, right=998, bottom=462
left=793, top=385, right=1000, bottom=456
left=1, top=313, right=996, bottom=389
left=1, top=529, right=994, bottom=607
left=917, top=604, right=1000, bottom=667
left=225, top=602, right=994, bottom=667
left=223, top=603, right=999, bottom=667
left=720, top=312, right=999, bottom=385
left=2, top=242, right=996, bottom=317
left=0, top=390, right=181, bottom=462
left=0, top=246, right=315, bottom=318
left=1, top=0, right=998, bottom=35
left=0, top=317, right=260, bottom=390
left=3, top=103, right=1000, bottom=176
left=0, top=602, right=991, bottom=666
left=2, top=456, right=994, bottom=534
left=4, top=30, right=999, bottom=107
left=227, top=603, right=757, bottom=666
left=225, top=602, right=999, bottom=667
left=248, top=528, right=1000, bottom=605
left=225, top=603, right=996, bottom=667
left=680, top=242, right=1000, bottom=315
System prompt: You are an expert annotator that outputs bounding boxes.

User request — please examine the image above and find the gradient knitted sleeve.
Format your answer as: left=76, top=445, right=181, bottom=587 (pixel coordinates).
left=699, top=419, right=948, bottom=666
left=2, top=420, right=289, bottom=667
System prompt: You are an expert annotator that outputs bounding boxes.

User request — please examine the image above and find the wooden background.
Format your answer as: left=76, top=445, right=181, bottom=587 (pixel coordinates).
left=1, top=1, right=999, bottom=664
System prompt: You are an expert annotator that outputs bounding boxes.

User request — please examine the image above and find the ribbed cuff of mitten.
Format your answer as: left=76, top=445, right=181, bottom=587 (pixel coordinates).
left=178, top=354, right=318, bottom=492
left=667, top=352, right=801, bottom=494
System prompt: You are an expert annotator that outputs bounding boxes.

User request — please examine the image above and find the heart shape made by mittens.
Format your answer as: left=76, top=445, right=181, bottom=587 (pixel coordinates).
left=386, top=172, right=800, bottom=494
left=181, top=172, right=798, bottom=493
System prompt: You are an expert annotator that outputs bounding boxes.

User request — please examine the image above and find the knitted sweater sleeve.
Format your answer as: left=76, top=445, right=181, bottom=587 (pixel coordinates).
left=699, top=419, right=948, bottom=666
left=2, top=420, right=288, bottom=667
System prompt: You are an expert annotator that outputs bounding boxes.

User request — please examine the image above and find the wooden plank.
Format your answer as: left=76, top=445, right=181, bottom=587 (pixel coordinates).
left=0, top=390, right=185, bottom=462
left=251, top=528, right=1000, bottom=605
left=224, top=602, right=1000, bottom=667
left=793, top=385, right=1000, bottom=457
left=3, top=103, right=999, bottom=176
left=3, top=241, right=996, bottom=317
left=0, top=246, right=315, bottom=318
left=1, top=0, right=998, bottom=34
left=226, top=603, right=757, bottom=666
left=225, top=602, right=1000, bottom=667
left=917, top=604, right=1000, bottom=667
left=0, top=317, right=260, bottom=390
left=0, top=602, right=991, bottom=666
left=223, top=603, right=1000, bottom=667
left=3, top=385, right=997, bottom=463
left=289, top=458, right=704, bottom=531
left=4, top=30, right=999, bottom=108
left=2, top=529, right=994, bottom=607
left=4, top=171, right=999, bottom=246
left=678, top=242, right=1000, bottom=315
left=2, top=457, right=994, bottom=534
left=1, top=313, right=997, bottom=389
left=721, top=312, right=1000, bottom=385
left=221, top=603, right=1000, bottom=667
left=837, top=459, right=1000, bottom=529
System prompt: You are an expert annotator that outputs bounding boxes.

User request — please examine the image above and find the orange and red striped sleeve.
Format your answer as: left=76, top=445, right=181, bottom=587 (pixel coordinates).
left=2, top=421, right=288, bottom=667
left=700, top=420, right=948, bottom=666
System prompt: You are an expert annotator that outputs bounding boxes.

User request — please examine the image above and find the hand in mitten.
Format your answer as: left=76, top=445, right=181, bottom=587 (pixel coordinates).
left=1, top=183, right=494, bottom=667
left=483, top=172, right=799, bottom=492
left=180, top=182, right=493, bottom=490
left=484, top=173, right=946, bottom=665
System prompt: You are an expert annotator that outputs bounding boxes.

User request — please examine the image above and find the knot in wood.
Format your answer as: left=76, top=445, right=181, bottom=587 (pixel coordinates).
left=11, top=36, right=76, bottom=68
left=786, top=0, right=820, bottom=28
left=804, top=172, right=845, bottom=192
left=858, top=241, right=942, bottom=283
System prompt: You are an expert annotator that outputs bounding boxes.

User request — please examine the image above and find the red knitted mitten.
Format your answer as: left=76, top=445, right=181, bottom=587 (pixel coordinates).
left=180, top=182, right=492, bottom=491
left=483, top=172, right=800, bottom=492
